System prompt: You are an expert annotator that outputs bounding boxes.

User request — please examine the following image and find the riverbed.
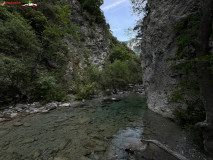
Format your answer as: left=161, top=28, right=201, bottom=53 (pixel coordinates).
left=0, top=94, right=207, bottom=160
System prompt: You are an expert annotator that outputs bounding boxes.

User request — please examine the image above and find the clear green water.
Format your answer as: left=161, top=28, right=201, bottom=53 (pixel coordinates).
left=0, top=95, right=207, bottom=160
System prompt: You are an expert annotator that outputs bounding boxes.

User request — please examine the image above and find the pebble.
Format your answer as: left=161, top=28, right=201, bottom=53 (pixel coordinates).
left=13, top=122, right=23, bottom=126
left=83, top=140, right=95, bottom=148
left=41, top=109, right=49, bottom=113
left=0, top=130, right=8, bottom=137
left=80, top=156, right=91, bottom=160
left=10, top=113, right=18, bottom=118
left=93, top=154, right=99, bottom=160
left=59, top=103, right=70, bottom=107
left=77, top=117, right=91, bottom=124
left=0, top=118, right=6, bottom=122
left=23, top=122, right=31, bottom=127
left=33, top=151, right=40, bottom=158
left=94, top=146, right=106, bottom=152
left=23, top=137, right=36, bottom=144
left=83, top=149, right=91, bottom=156
left=53, top=157, right=69, bottom=160
left=46, top=103, right=57, bottom=110
left=59, top=139, right=71, bottom=150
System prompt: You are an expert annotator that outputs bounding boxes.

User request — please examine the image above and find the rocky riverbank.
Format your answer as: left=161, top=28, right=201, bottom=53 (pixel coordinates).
left=0, top=85, right=144, bottom=123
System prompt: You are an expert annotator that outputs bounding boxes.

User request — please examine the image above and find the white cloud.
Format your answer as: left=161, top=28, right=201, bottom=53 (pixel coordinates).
left=102, top=0, right=126, bottom=11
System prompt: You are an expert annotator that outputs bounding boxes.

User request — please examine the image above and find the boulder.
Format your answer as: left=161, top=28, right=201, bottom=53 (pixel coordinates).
left=59, top=103, right=70, bottom=107
left=45, top=103, right=58, bottom=110
left=13, top=122, right=23, bottom=126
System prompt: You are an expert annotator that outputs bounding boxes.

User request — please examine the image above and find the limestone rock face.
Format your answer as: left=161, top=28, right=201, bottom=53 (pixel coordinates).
left=125, top=38, right=141, bottom=55
left=65, top=0, right=110, bottom=82
left=141, top=0, right=200, bottom=118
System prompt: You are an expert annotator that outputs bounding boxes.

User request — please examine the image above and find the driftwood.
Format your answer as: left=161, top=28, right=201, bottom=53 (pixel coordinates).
left=141, top=139, right=189, bottom=160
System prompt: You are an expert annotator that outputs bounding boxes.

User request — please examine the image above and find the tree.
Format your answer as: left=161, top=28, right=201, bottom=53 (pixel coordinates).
left=195, top=0, right=213, bottom=156
left=130, top=0, right=146, bottom=16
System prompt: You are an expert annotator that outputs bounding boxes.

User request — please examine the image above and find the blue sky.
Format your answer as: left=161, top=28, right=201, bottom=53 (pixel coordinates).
left=101, top=0, right=139, bottom=42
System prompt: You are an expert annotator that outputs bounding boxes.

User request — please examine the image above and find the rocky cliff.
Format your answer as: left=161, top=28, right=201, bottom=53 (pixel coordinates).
left=141, top=0, right=200, bottom=118
left=64, top=0, right=111, bottom=81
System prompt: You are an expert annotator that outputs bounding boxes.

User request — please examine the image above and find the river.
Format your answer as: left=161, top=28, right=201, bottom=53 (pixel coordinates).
left=0, top=94, right=207, bottom=160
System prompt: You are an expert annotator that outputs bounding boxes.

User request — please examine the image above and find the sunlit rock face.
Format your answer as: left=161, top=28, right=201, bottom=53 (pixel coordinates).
left=140, top=0, right=200, bottom=118
left=64, top=0, right=111, bottom=81
left=124, top=38, right=141, bottom=56
left=69, top=0, right=110, bottom=66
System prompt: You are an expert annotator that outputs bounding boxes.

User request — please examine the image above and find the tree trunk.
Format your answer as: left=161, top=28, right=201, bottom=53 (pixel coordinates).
left=141, top=139, right=189, bottom=160
left=195, top=0, right=213, bottom=156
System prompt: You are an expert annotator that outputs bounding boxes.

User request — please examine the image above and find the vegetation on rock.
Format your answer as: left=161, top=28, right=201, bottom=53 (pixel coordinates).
left=0, top=0, right=142, bottom=105
left=167, top=12, right=213, bottom=148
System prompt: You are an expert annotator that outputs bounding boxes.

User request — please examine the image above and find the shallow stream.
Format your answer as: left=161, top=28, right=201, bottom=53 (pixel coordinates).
left=0, top=94, right=207, bottom=160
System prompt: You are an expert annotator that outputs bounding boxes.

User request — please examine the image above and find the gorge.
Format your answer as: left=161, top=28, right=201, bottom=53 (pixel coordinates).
left=0, top=0, right=213, bottom=159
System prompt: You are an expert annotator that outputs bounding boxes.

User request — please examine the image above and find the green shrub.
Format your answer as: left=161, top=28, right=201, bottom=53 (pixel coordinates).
left=100, top=59, right=142, bottom=89
left=76, top=83, right=95, bottom=100
left=0, top=54, right=31, bottom=104
left=77, top=0, right=107, bottom=27
left=109, top=45, right=135, bottom=63
left=34, top=72, right=67, bottom=102
left=168, top=12, right=206, bottom=148
left=174, top=100, right=205, bottom=147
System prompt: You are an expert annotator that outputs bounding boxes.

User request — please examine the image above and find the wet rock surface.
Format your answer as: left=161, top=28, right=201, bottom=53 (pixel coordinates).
left=0, top=94, right=207, bottom=160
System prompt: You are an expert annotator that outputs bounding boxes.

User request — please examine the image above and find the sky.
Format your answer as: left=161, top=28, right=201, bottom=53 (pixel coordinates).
left=100, top=0, right=139, bottom=42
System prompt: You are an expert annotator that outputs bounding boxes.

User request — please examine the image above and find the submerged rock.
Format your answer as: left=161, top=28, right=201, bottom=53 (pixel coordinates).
left=54, top=157, right=69, bottom=160
left=0, top=130, right=9, bottom=137
left=23, top=122, right=31, bottom=127
left=80, top=156, right=91, bottom=160
left=77, top=117, right=91, bottom=124
left=23, top=137, right=36, bottom=144
left=13, top=122, right=23, bottom=126
left=59, top=139, right=71, bottom=150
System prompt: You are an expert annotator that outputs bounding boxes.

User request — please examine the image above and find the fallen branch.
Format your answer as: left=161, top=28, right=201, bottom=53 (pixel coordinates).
left=141, top=139, right=189, bottom=160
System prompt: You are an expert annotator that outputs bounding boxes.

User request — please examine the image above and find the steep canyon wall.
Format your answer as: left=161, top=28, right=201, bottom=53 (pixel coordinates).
left=141, top=0, right=200, bottom=118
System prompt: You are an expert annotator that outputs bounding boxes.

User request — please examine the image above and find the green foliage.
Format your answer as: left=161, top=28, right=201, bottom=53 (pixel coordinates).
left=0, top=5, right=71, bottom=104
left=70, top=45, right=142, bottom=99
left=0, top=54, right=31, bottom=104
left=109, top=45, right=135, bottom=63
left=78, top=0, right=103, bottom=16
left=0, top=8, right=40, bottom=104
left=55, top=5, right=71, bottom=32
left=0, top=8, right=41, bottom=56
left=78, top=0, right=107, bottom=28
left=168, top=12, right=207, bottom=147
left=75, top=83, right=95, bottom=100
left=17, top=8, right=48, bottom=35
left=174, top=100, right=205, bottom=126
left=168, top=90, right=184, bottom=103
left=42, top=24, right=67, bottom=68
left=174, top=100, right=205, bottom=147
left=0, top=1, right=142, bottom=105
left=100, top=59, right=142, bottom=89
left=34, top=72, right=67, bottom=102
